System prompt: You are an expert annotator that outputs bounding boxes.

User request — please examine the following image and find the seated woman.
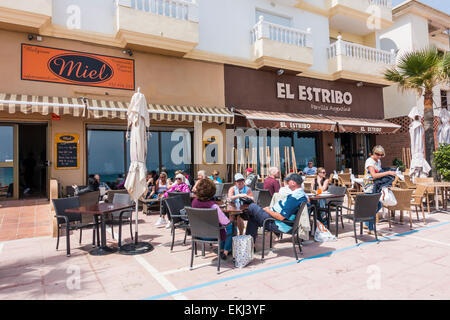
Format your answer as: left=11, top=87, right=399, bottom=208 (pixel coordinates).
left=147, top=172, right=170, bottom=201
left=72, top=176, right=99, bottom=196
left=192, top=179, right=232, bottom=260
left=314, top=167, right=329, bottom=223
left=155, top=173, right=191, bottom=229
left=227, top=173, right=254, bottom=235
left=192, top=170, right=207, bottom=193
left=209, top=170, right=223, bottom=184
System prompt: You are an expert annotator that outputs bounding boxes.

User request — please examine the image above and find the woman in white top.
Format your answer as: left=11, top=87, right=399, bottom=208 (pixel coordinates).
left=363, top=145, right=396, bottom=234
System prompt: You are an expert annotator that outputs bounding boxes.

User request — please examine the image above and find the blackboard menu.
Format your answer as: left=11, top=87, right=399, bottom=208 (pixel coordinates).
left=55, top=134, right=79, bottom=169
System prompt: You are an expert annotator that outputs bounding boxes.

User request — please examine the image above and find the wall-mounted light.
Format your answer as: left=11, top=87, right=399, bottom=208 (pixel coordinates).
left=328, top=143, right=333, bottom=151
left=28, top=34, right=34, bottom=41
left=123, top=49, right=133, bottom=56
left=277, top=69, right=284, bottom=76
left=356, top=82, right=364, bottom=87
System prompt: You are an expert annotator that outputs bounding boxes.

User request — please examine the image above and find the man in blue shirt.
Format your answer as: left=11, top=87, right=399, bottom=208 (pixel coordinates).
left=302, top=161, right=317, bottom=175
left=245, top=174, right=308, bottom=244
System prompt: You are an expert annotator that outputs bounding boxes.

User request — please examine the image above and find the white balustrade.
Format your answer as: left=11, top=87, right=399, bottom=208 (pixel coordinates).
left=251, top=16, right=311, bottom=48
left=121, top=0, right=198, bottom=22
left=368, top=0, right=392, bottom=8
left=327, top=36, right=396, bottom=64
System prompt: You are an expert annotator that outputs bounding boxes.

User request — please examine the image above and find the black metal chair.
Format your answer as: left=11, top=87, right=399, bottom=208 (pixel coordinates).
left=256, top=182, right=265, bottom=190
left=165, top=196, right=190, bottom=251
left=317, top=185, right=346, bottom=236
left=213, top=183, right=224, bottom=200
left=168, top=191, right=191, bottom=206
left=185, top=207, right=228, bottom=273
left=252, top=190, right=260, bottom=205
left=339, top=193, right=381, bottom=243
left=257, top=189, right=272, bottom=208
left=106, top=193, right=133, bottom=246
left=52, top=197, right=96, bottom=257
left=261, top=202, right=308, bottom=260
left=221, top=183, right=234, bottom=196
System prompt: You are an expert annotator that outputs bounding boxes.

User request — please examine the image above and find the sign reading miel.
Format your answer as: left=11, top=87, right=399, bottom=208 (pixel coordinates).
left=21, top=44, right=135, bottom=90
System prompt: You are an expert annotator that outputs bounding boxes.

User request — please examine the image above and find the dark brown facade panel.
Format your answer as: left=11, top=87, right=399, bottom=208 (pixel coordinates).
left=224, top=65, right=385, bottom=120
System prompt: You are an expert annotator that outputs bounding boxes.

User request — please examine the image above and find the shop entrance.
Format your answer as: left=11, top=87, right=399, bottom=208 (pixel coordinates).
left=18, top=123, right=48, bottom=198
left=335, top=133, right=370, bottom=175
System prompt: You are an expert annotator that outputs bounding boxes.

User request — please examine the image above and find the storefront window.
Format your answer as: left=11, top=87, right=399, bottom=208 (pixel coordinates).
left=88, top=130, right=126, bottom=184
left=242, top=130, right=317, bottom=177
left=0, top=126, right=14, bottom=162
left=88, top=128, right=192, bottom=186
left=0, top=168, right=13, bottom=197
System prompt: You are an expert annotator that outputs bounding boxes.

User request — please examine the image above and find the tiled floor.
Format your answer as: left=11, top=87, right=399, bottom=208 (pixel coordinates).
left=1, top=203, right=450, bottom=300
left=0, top=199, right=52, bottom=241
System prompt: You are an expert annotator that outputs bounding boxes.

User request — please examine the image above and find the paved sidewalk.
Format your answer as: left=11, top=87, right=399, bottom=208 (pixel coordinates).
left=1, top=209, right=449, bottom=300
left=0, top=199, right=52, bottom=241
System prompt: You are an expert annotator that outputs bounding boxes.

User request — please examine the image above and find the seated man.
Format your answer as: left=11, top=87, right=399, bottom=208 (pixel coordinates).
left=245, top=173, right=308, bottom=245
left=302, top=161, right=317, bottom=176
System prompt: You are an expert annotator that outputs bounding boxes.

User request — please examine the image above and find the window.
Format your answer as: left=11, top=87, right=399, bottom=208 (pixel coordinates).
left=240, top=130, right=318, bottom=176
left=87, top=128, right=192, bottom=186
left=255, top=9, right=291, bottom=27
left=441, top=90, right=448, bottom=109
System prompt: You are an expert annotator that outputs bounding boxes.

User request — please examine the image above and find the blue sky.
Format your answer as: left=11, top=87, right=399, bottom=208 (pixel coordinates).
left=392, top=0, right=449, bottom=14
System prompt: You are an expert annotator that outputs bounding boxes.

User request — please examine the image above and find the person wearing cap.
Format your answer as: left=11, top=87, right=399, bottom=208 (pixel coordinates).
left=228, top=173, right=255, bottom=235
left=244, top=168, right=258, bottom=190
left=245, top=173, right=308, bottom=245
left=209, top=170, right=222, bottom=184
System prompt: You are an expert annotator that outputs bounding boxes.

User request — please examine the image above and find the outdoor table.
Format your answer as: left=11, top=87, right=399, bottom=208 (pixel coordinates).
left=216, top=201, right=249, bottom=236
left=306, top=192, right=346, bottom=234
left=65, top=202, right=134, bottom=256
left=139, top=197, right=161, bottom=215
left=416, top=182, right=450, bottom=213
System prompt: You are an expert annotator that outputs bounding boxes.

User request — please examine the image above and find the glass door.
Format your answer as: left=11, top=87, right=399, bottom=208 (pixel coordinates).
left=0, top=124, right=18, bottom=199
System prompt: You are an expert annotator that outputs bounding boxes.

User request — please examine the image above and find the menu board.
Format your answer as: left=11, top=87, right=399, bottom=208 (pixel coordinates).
left=55, top=134, right=79, bottom=169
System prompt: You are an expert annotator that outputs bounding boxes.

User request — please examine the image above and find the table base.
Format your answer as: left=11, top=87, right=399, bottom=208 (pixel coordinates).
left=89, top=246, right=118, bottom=256
left=119, top=242, right=154, bottom=255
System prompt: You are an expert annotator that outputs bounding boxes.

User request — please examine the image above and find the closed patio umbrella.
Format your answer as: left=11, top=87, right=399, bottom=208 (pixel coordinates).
left=408, top=107, right=431, bottom=179
left=121, top=88, right=153, bottom=255
left=437, top=108, right=450, bottom=145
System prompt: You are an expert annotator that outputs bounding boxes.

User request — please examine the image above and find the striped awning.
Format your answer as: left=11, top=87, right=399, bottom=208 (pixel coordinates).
left=0, top=93, right=234, bottom=124
left=0, top=93, right=86, bottom=116
left=327, top=116, right=401, bottom=134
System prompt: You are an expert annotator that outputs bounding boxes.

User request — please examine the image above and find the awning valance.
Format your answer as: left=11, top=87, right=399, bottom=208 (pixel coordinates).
left=327, top=116, right=401, bottom=134
left=0, top=93, right=234, bottom=124
left=235, top=109, right=401, bottom=134
left=236, top=109, right=337, bottom=132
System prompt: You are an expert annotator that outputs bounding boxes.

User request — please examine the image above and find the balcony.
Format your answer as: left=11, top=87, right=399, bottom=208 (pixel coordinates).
left=328, top=0, right=393, bottom=35
left=0, top=0, right=52, bottom=33
left=327, top=36, right=396, bottom=84
left=250, top=17, right=313, bottom=74
left=115, top=0, right=199, bottom=57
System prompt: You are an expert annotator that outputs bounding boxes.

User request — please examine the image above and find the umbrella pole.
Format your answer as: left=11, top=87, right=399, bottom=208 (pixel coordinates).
left=135, top=202, right=139, bottom=244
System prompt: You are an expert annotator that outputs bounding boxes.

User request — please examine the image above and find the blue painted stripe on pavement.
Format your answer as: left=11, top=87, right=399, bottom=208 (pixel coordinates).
left=143, top=220, right=450, bottom=300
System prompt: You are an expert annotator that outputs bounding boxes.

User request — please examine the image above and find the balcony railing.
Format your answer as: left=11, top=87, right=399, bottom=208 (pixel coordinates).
left=368, top=0, right=392, bottom=8
left=250, top=16, right=311, bottom=48
left=327, top=36, right=396, bottom=65
left=121, top=0, right=198, bottom=22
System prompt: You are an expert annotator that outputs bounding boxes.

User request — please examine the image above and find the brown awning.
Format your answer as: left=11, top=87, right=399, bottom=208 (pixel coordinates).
left=328, top=116, right=401, bottom=134
left=235, top=109, right=337, bottom=132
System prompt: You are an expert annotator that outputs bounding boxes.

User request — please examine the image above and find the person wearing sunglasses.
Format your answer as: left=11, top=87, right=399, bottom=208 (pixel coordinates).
left=314, top=168, right=329, bottom=223
left=363, top=145, right=396, bottom=234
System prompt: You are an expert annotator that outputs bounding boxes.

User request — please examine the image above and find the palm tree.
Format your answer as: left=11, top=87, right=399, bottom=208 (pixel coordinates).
left=384, top=47, right=450, bottom=179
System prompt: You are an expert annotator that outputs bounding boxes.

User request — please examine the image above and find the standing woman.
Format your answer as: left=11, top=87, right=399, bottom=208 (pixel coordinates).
left=227, top=173, right=254, bottom=235
left=363, top=145, right=396, bottom=234
left=314, top=167, right=329, bottom=222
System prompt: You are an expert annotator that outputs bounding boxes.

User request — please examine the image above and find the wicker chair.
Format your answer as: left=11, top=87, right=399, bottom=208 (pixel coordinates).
left=383, top=188, right=415, bottom=229
left=415, top=177, right=435, bottom=210
left=403, top=175, right=416, bottom=189
left=411, top=184, right=428, bottom=222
